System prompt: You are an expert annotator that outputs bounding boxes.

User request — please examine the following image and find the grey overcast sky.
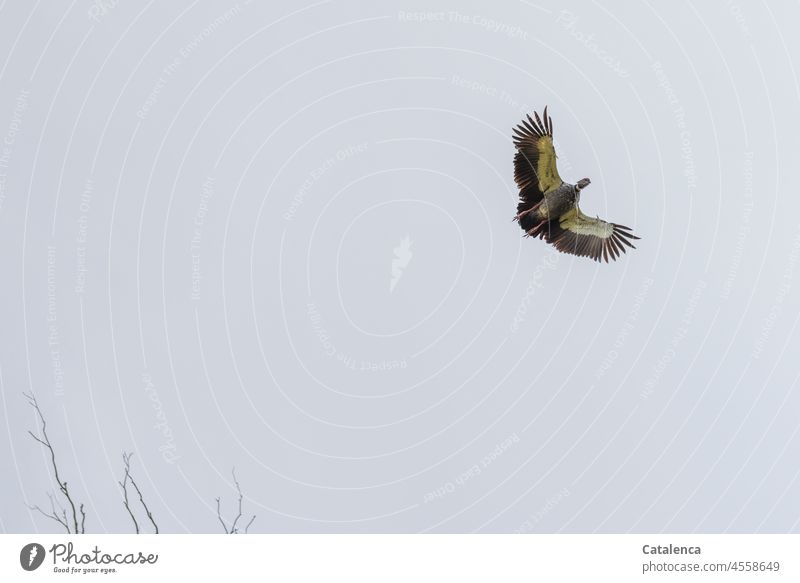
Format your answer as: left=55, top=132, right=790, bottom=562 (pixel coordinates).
left=1, top=0, right=799, bottom=533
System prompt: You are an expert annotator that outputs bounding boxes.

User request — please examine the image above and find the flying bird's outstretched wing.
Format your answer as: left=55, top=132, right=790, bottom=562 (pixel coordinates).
left=528, top=207, right=639, bottom=263
left=513, top=107, right=562, bottom=217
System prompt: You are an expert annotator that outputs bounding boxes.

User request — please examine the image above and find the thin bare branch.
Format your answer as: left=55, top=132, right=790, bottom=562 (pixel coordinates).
left=27, top=432, right=49, bottom=448
left=119, top=452, right=158, bottom=534
left=215, top=468, right=255, bottom=534
left=230, top=468, right=244, bottom=534
left=123, top=453, right=158, bottom=533
left=28, top=506, right=67, bottom=532
left=51, top=490, right=66, bottom=516
left=28, top=494, right=70, bottom=534
left=215, top=497, right=228, bottom=533
left=119, top=455, right=139, bottom=534
left=24, top=392, right=83, bottom=534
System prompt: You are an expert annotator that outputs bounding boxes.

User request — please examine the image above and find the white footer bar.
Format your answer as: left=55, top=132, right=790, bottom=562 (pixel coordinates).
left=1, top=534, right=796, bottom=582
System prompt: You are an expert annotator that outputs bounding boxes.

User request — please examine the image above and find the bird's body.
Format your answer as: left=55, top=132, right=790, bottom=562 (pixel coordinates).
left=525, top=182, right=579, bottom=224
left=512, top=107, right=639, bottom=262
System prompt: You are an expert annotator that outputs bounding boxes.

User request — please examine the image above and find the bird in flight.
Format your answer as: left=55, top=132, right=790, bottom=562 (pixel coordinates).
left=512, top=107, right=639, bottom=262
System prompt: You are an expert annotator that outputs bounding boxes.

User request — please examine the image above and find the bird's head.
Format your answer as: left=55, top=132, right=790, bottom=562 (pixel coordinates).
left=576, top=178, right=591, bottom=191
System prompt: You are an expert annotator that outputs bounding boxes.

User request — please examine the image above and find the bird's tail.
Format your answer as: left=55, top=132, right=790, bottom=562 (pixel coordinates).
left=515, top=202, right=544, bottom=234
left=520, top=215, right=542, bottom=234
left=524, top=218, right=551, bottom=240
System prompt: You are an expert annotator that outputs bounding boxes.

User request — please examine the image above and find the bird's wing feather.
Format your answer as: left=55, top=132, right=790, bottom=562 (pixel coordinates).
left=513, top=107, right=562, bottom=213
left=534, top=207, right=639, bottom=263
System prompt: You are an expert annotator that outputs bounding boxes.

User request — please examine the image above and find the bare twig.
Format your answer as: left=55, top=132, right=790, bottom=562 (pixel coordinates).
left=215, top=468, right=256, bottom=534
left=229, top=469, right=244, bottom=534
left=28, top=493, right=69, bottom=533
left=24, top=392, right=84, bottom=533
left=215, top=497, right=228, bottom=533
left=119, top=452, right=158, bottom=534
left=119, top=455, right=139, bottom=534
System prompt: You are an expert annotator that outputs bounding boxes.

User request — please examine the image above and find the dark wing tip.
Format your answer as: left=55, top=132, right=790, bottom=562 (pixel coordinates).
left=613, top=223, right=641, bottom=241
left=514, top=116, right=542, bottom=143
left=542, top=105, right=552, bottom=136
left=532, top=111, right=546, bottom=135
left=516, top=107, right=555, bottom=140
